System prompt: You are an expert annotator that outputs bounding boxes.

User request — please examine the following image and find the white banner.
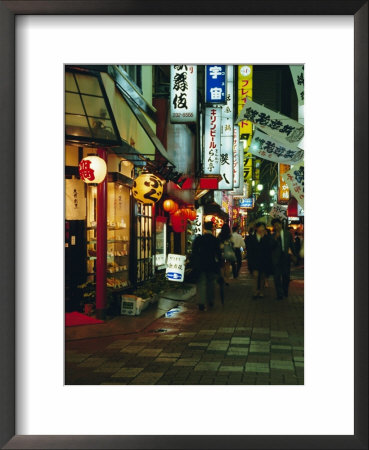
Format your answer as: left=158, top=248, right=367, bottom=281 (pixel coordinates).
left=250, top=129, right=304, bottom=164
left=233, top=126, right=240, bottom=188
left=170, top=65, right=197, bottom=123
left=219, top=67, right=234, bottom=190
left=290, top=65, right=304, bottom=105
left=236, top=98, right=304, bottom=149
left=65, top=179, right=86, bottom=220
left=270, top=204, right=287, bottom=220
left=193, top=207, right=203, bottom=236
left=282, top=161, right=305, bottom=209
left=203, top=107, right=221, bottom=174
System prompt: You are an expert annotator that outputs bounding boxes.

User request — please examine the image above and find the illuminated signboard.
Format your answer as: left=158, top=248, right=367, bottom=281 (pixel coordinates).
left=205, top=65, right=226, bottom=104
left=170, top=65, right=197, bottom=123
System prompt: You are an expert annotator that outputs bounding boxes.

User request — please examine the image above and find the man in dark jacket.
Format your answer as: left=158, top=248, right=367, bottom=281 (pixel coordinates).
left=191, top=221, right=222, bottom=310
left=271, top=218, right=296, bottom=300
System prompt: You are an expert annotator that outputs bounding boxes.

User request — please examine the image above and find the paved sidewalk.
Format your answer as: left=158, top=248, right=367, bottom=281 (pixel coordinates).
left=65, top=265, right=304, bottom=385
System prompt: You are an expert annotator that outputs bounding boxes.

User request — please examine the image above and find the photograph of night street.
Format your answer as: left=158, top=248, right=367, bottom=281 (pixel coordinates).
left=65, top=64, right=304, bottom=385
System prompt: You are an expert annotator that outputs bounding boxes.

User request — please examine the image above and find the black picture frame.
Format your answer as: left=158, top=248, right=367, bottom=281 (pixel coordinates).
left=0, top=1, right=367, bottom=449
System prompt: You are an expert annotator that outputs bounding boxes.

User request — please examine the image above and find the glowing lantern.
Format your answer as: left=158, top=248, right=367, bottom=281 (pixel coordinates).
left=79, top=155, right=107, bottom=184
left=171, top=209, right=187, bottom=233
left=188, top=209, right=197, bottom=221
left=133, top=172, right=164, bottom=204
left=163, top=199, right=179, bottom=214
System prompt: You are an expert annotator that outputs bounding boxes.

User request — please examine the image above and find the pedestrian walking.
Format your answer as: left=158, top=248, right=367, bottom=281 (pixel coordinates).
left=247, top=222, right=273, bottom=298
left=270, top=218, right=296, bottom=300
left=230, top=224, right=246, bottom=279
left=218, top=223, right=236, bottom=285
left=191, top=221, right=222, bottom=310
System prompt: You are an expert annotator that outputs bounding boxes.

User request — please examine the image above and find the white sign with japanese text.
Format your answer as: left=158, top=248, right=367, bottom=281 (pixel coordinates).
left=203, top=107, right=221, bottom=174
left=250, top=129, right=304, bottom=164
left=65, top=179, right=86, bottom=220
left=270, top=204, right=288, bottom=220
left=166, top=254, right=186, bottom=282
left=170, top=65, right=197, bottom=123
left=219, top=67, right=234, bottom=190
left=236, top=98, right=304, bottom=149
left=282, top=162, right=305, bottom=209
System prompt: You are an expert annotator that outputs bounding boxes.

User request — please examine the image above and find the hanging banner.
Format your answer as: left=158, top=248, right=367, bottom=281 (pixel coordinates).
left=65, top=179, right=86, bottom=220
left=219, top=66, right=234, bottom=190
left=250, top=129, right=304, bottom=164
left=236, top=98, right=304, bottom=149
left=203, top=107, right=221, bottom=174
left=290, top=65, right=304, bottom=105
left=170, top=65, right=197, bottom=123
left=205, top=65, right=226, bottom=104
left=281, top=161, right=305, bottom=209
left=278, top=164, right=290, bottom=204
left=270, top=204, right=288, bottom=220
left=233, top=126, right=240, bottom=188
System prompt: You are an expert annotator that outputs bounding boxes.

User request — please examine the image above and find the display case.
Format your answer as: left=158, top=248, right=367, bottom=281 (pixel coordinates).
left=86, top=180, right=131, bottom=289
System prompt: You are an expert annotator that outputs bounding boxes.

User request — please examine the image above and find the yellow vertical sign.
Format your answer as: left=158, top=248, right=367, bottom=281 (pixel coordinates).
left=238, top=65, right=253, bottom=184
left=278, top=163, right=290, bottom=204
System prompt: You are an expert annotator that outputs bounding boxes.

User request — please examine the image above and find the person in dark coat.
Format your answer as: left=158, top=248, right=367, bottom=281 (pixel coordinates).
left=191, top=221, right=222, bottom=310
left=270, top=218, right=296, bottom=300
left=247, top=222, right=272, bottom=298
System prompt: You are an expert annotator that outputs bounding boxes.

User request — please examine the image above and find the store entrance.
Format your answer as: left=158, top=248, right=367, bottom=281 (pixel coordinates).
left=65, top=220, right=86, bottom=312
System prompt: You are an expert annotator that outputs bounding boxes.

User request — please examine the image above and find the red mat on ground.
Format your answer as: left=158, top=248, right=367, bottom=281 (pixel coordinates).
left=65, top=312, right=104, bottom=327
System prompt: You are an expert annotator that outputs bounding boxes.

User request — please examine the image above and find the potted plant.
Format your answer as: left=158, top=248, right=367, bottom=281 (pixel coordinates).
left=76, top=281, right=96, bottom=315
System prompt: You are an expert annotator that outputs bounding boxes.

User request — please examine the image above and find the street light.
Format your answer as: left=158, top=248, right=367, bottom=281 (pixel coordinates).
left=269, top=189, right=275, bottom=196
left=257, top=184, right=263, bottom=191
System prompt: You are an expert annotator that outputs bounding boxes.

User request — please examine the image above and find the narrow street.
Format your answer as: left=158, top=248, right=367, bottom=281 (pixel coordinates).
left=66, top=264, right=304, bottom=385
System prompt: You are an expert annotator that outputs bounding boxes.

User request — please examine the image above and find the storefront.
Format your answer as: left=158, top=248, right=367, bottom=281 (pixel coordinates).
left=65, top=65, right=173, bottom=316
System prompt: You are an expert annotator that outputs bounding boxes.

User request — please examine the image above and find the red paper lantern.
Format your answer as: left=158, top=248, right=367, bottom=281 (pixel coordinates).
left=171, top=209, right=187, bottom=233
left=163, top=199, right=178, bottom=214
left=187, top=209, right=197, bottom=221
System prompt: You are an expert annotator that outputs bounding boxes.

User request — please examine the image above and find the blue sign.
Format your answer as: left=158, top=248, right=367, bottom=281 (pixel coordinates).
left=205, top=65, right=226, bottom=104
left=167, top=272, right=183, bottom=281
left=239, top=198, right=254, bottom=208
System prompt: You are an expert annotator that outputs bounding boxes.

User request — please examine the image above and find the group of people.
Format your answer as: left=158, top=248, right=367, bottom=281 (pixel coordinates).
left=191, top=219, right=302, bottom=310
left=191, top=222, right=245, bottom=310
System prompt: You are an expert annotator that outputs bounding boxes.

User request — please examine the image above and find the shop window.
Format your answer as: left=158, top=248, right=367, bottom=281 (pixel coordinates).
left=136, top=203, right=154, bottom=283
left=86, top=182, right=131, bottom=290
left=65, top=70, right=120, bottom=145
left=120, top=65, right=142, bottom=90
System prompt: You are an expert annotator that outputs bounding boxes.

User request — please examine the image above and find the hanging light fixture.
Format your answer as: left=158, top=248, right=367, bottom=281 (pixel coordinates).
left=132, top=166, right=165, bottom=204
left=163, top=199, right=179, bottom=214
left=79, top=155, right=107, bottom=184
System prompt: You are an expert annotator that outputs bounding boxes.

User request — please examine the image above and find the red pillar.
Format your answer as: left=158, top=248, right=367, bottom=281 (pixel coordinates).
left=96, top=148, right=107, bottom=318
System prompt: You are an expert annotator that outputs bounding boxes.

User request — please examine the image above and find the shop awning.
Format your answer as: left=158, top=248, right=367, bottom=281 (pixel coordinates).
left=108, top=66, right=174, bottom=166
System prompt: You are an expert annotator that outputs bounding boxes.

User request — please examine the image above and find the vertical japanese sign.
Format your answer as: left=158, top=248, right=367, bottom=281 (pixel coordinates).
left=278, top=163, right=290, bottom=204
left=203, top=107, right=221, bottom=174
left=170, top=65, right=197, bottom=123
left=65, top=179, right=86, bottom=220
left=233, top=126, right=240, bottom=188
left=205, top=65, right=226, bottom=104
left=219, top=66, right=234, bottom=190
left=237, top=65, right=253, bottom=184
left=282, top=162, right=304, bottom=209
left=193, top=207, right=204, bottom=236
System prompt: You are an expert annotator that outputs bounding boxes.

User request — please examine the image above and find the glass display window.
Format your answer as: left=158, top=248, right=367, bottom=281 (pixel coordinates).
left=85, top=181, right=131, bottom=290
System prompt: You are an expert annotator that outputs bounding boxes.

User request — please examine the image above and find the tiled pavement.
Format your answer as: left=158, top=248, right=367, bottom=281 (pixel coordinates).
left=65, top=265, right=304, bottom=385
